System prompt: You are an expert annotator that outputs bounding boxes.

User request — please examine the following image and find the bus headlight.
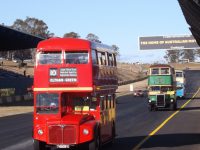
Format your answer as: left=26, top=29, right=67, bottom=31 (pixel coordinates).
left=83, top=129, right=89, bottom=135
left=148, top=100, right=151, bottom=103
left=38, top=129, right=44, bottom=135
left=171, top=99, right=174, bottom=102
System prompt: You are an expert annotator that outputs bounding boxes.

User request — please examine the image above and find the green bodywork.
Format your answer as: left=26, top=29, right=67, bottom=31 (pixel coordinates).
left=149, top=94, right=175, bottom=102
left=148, top=75, right=173, bottom=86
left=148, top=75, right=176, bottom=106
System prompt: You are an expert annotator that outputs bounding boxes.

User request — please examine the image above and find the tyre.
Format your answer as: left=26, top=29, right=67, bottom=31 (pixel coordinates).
left=148, top=105, right=153, bottom=111
left=153, top=107, right=158, bottom=111
left=170, top=103, right=177, bottom=111
left=170, top=103, right=174, bottom=111
left=173, top=103, right=177, bottom=110
left=33, top=139, right=50, bottom=150
left=89, top=131, right=100, bottom=150
left=107, top=123, right=116, bottom=146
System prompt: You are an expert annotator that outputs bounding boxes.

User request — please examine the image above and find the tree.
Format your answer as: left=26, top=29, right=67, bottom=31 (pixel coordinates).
left=0, top=51, right=8, bottom=58
left=14, top=49, right=31, bottom=62
left=63, top=32, right=80, bottom=38
left=9, top=17, right=54, bottom=62
left=164, top=50, right=181, bottom=63
left=112, top=44, right=120, bottom=62
left=86, top=33, right=101, bottom=43
left=181, top=49, right=195, bottom=62
left=195, top=49, right=200, bottom=57
left=112, top=45, right=120, bottom=56
left=11, top=17, right=54, bottom=38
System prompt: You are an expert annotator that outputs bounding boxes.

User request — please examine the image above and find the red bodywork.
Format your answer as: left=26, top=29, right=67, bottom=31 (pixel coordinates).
left=34, top=38, right=93, bottom=90
left=33, top=38, right=117, bottom=148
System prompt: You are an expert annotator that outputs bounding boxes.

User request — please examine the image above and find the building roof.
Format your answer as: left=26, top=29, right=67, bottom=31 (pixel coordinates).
left=0, top=25, right=45, bottom=50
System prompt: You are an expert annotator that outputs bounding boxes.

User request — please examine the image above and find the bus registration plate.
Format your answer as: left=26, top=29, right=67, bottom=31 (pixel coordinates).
left=57, top=145, right=69, bottom=148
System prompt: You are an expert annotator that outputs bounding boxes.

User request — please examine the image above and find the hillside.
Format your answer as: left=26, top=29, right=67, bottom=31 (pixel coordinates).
left=1, top=60, right=199, bottom=84
left=117, top=63, right=147, bottom=83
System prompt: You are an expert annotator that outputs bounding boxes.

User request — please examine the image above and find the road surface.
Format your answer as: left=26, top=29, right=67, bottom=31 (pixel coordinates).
left=1, top=70, right=200, bottom=150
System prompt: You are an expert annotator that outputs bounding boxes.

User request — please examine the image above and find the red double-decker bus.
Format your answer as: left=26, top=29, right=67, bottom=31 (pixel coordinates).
left=33, top=38, right=118, bottom=150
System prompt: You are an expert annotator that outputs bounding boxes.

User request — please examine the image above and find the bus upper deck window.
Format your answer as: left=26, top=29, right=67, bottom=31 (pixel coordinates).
left=92, top=50, right=97, bottom=64
left=151, top=68, right=159, bottom=75
left=176, top=72, right=183, bottom=77
left=38, top=51, right=61, bottom=65
left=65, top=52, right=88, bottom=64
left=108, top=53, right=113, bottom=66
left=161, top=68, right=169, bottom=74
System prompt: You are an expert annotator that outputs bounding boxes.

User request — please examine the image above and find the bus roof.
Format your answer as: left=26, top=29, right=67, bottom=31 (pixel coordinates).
left=37, top=38, right=91, bottom=51
left=175, top=69, right=184, bottom=73
left=37, top=38, right=115, bottom=54
left=149, top=64, right=172, bottom=68
left=91, top=42, right=115, bottom=54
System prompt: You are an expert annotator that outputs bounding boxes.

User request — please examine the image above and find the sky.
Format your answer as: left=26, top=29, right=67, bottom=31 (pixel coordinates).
left=0, top=0, right=191, bottom=63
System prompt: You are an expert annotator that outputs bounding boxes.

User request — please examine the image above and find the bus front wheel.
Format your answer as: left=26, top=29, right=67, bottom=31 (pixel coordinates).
left=33, top=139, right=50, bottom=150
left=89, top=131, right=100, bottom=150
left=170, top=103, right=177, bottom=111
left=148, top=104, right=156, bottom=111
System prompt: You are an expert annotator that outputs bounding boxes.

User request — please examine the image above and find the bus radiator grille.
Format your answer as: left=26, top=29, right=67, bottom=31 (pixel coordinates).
left=157, top=95, right=165, bottom=107
left=63, top=125, right=77, bottom=144
left=48, top=125, right=77, bottom=144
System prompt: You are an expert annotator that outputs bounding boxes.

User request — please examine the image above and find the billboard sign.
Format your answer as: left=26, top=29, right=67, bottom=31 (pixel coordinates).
left=139, top=35, right=199, bottom=50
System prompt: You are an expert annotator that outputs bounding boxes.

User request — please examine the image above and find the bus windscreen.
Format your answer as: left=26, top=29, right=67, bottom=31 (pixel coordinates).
left=36, top=93, right=59, bottom=114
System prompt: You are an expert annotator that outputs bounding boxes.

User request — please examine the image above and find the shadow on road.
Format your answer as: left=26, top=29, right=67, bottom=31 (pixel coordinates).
left=0, top=100, right=33, bottom=106
left=103, top=133, right=200, bottom=150
left=180, top=106, right=200, bottom=111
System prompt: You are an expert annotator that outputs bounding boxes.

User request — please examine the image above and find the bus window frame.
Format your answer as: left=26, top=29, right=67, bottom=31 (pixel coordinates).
left=151, top=68, right=159, bottom=75
left=100, top=96, right=105, bottom=110
left=64, top=51, right=89, bottom=64
left=108, top=95, right=112, bottom=108
left=37, top=51, right=63, bottom=65
left=176, top=72, right=183, bottom=77
left=107, top=53, right=114, bottom=66
left=160, top=68, right=170, bottom=75
left=92, top=49, right=98, bottom=65
left=35, top=92, right=60, bottom=114
left=112, top=94, right=115, bottom=108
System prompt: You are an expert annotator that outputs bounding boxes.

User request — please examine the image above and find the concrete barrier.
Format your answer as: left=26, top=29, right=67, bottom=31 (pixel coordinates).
left=0, top=94, right=33, bottom=106
left=0, top=77, right=147, bottom=105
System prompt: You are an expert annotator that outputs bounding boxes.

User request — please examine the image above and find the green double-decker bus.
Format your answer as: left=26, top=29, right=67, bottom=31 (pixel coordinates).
left=148, top=64, right=177, bottom=111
